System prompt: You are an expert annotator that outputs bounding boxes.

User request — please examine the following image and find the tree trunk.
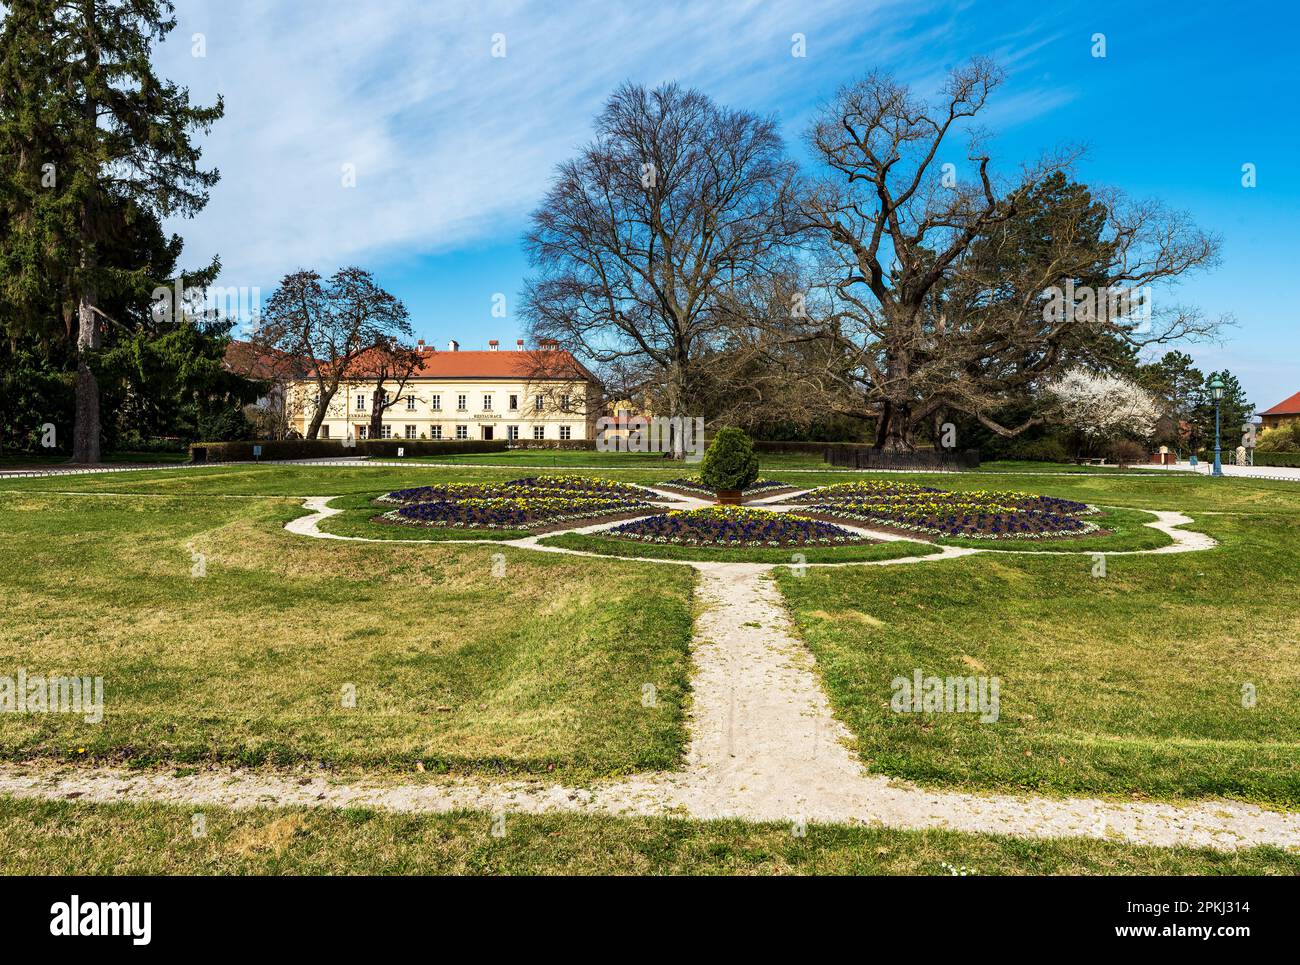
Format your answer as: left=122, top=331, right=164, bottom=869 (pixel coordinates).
left=369, top=383, right=386, bottom=439
left=72, top=286, right=101, bottom=463
left=665, top=363, right=686, bottom=460
left=304, top=384, right=334, bottom=440
left=873, top=400, right=915, bottom=452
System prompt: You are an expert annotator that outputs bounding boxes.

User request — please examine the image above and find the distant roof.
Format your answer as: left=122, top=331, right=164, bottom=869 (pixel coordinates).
left=223, top=339, right=596, bottom=383
left=404, top=347, right=595, bottom=382
left=223, top=339, right=305, bottom=380
left=1260, top=390, right=1300, bottom=417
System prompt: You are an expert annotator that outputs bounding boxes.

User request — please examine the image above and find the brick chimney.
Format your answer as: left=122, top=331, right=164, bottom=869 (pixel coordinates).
left=488, top=340, right=499, bottom=351
left=448, top=339, right=459, bottom=352
left=516, top=339, right=525, bottom=350
left=416, top=338, right=425, bottom=353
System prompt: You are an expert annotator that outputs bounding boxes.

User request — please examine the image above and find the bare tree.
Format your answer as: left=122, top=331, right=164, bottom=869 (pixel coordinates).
left=254, top=267, right=411, bottom=440
left=364, top=337, right=423, bottom=439
left=521, top=81, right=800, bottom=456
left=797, top=60, right=1224, bottom=450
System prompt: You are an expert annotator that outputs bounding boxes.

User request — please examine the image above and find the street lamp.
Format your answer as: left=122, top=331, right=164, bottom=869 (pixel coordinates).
left=1210, top=376, right=1225, bottom=477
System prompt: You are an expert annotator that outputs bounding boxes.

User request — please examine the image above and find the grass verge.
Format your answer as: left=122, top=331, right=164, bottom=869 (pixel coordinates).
left=538, top=531, right=940, bottom=564
left=2, top=797, right=1295, bottom=875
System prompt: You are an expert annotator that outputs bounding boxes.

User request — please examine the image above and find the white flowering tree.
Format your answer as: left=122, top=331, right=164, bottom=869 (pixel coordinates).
left=1047, top=369, right=1159, bottom=454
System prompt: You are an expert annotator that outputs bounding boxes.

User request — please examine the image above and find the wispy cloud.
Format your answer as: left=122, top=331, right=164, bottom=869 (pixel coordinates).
left=158, top=0, right=953, bottom=288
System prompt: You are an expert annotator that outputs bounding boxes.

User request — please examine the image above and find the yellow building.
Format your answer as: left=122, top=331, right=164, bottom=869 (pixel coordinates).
left=1258, top=390, right=1300, bottom=431
left=285, top=339, right=599, bottom=442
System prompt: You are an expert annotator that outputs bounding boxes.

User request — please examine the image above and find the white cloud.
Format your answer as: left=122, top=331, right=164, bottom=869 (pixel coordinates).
left=157, top=0, right=942, bottom=289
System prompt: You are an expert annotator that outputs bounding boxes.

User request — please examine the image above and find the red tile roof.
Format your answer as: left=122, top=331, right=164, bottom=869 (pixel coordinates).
left=223, top=340, right=595, bottom=383
left=1260, top=390, right=1300, bottom=416
left=223, top=339, right=305, bottom=380
left=406, top=348, right=595, bottom=382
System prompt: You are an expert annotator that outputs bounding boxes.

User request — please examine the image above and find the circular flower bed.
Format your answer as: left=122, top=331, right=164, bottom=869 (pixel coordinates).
left=380, top=475, right=655, bottom=505
left=504, top=475, right=654, bottom=498
left=384, top=495, right=651, bottom=531
left=795, top=483, right=1099, bottom=540
left=656, top=476, right=794, bottom=498
left=606, top=506, right=870, bottom=547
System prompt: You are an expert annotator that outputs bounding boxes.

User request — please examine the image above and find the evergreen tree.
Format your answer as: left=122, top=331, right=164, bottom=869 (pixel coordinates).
left=0, top=0, right=222, bottom=461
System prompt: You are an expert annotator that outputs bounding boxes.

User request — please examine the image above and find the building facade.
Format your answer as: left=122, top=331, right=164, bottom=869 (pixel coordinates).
left=1258, top=390, right=1300, bottom=431
left=284, top=339, right=600, bottom=443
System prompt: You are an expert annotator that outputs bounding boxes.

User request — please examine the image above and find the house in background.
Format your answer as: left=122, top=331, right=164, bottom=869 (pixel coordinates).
left=286, top=338, right=600, bottom=442
left=223, top=339, right=304, bottom=439
left=1258, top=390, right=1300, bottom=431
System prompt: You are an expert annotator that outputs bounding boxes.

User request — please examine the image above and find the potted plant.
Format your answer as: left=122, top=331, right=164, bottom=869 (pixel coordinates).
left=699, top=427, right=760, bottom=505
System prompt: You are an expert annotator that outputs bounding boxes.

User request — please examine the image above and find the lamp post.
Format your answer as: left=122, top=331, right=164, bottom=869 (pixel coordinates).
left=1210, top=376, right=1225, bottom=477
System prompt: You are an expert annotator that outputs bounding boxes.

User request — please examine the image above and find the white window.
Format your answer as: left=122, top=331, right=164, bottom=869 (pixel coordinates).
left=406, top=396, right=416, bottom=411
left=508, top=394, right=519, bottom=411
left=404, top=425, right=417, bottom=439
left=430, top=425, right=442, bottom=440
left=559, top=394, right=570, bottom=411
left=559, top=425, right=572, bottom=440
left=532, top=425, right=545, bottom=440
left=506, top=425, right=518, bottom=441
left=380, top=424, right=393, bottom=439
left=457, top=394, right=467, bottom=411
left=534, top=394, right=544, bottom=412
left=482, top=395, right=492, bottom=411
left=356, top=394, right=367, bottom=411
left=430, top=394, right=441, bottom=411
left=357, top=425, right=368, bottom=439
left=456, top=424, right=468, bottom=440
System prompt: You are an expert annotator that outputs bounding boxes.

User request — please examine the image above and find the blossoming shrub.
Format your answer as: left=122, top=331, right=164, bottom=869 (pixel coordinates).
left=607, top=506, right=869, bottom=547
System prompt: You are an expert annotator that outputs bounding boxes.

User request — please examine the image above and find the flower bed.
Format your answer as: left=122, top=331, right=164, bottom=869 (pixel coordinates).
left=795, top=483, right=1100, bottom=540
left=504, top=475, right=656, bottom=498
left=379, top=475, right=657, bottom=505
left=654, top=476, right=797, bottom=499
left=381, top=495, right=653, bottom=531
left=605, top=506, right=872, bottom=547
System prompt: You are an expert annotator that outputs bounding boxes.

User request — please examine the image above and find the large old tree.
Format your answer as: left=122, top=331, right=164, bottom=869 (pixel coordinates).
left=521, top=81, right=799, bottom=454
left=254, top=267, right=411, bottom=440
left=0, top=0, right=223, bottom=462
left=796, top=59, right=1224, bottom=450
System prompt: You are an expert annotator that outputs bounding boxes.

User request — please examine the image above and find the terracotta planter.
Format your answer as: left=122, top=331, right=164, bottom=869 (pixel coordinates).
left=716, top=489, right=744, bottom=505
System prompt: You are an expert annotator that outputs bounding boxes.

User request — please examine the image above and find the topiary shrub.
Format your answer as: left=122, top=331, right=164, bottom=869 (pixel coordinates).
left=699, top=427, right=760, bottom=492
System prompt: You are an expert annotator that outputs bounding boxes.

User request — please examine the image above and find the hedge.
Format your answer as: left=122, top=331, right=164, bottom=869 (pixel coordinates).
left=189, top=437, right=599, bottom=463
left=1253, top=451, right=1300, bottom=468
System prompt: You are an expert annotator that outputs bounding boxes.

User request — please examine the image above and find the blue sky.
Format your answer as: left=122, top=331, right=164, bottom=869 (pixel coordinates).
left=158, top=0, right=1298, bottom=410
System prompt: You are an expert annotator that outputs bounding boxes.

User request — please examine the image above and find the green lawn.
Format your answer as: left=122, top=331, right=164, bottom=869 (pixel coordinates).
left=538, top=530, right=941, bottom=564
left=404, top=449, right=833, bottom=469
left=3, top=797, right=1295, bottom=875
left=1, top=460, right=1297, bottom=812
left=776, top=507, right=1300, bottom=807
left=0, top=490, right=695, bottom=778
